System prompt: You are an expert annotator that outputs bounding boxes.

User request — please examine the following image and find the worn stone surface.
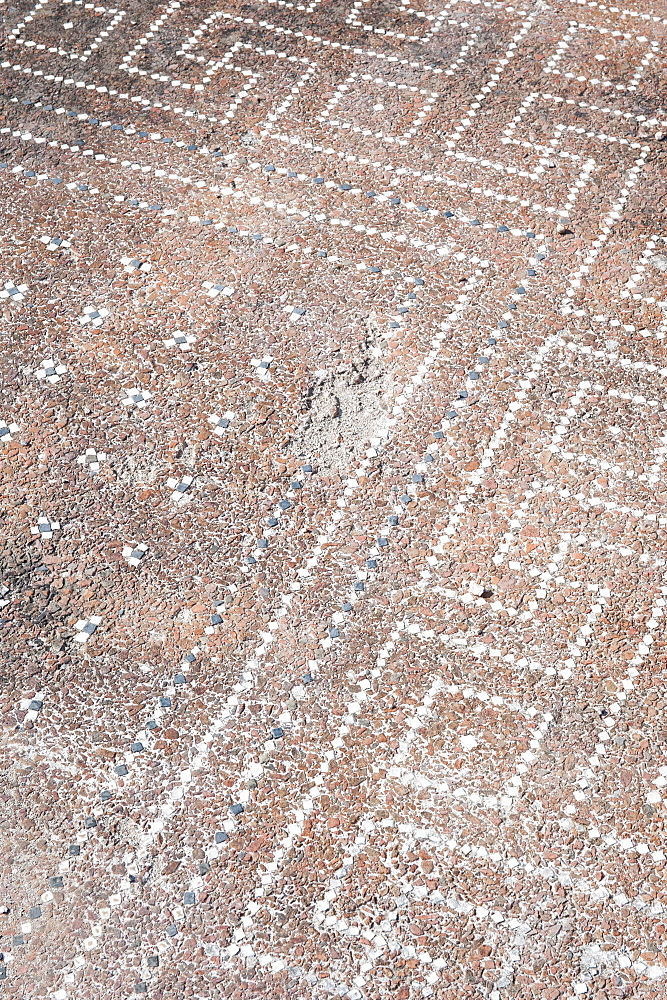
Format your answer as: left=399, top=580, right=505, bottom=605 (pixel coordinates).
left=1, top=0, right=667, bottom=997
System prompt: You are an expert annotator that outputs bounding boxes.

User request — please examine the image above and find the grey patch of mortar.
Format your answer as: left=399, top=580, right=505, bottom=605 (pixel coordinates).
left=649, top=254, right=667, bottom=273
left=289, top=322, right=391, bottom=475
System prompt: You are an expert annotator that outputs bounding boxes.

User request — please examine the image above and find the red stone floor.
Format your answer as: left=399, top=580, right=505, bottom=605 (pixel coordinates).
left=1, top=0, right=667, bottom=997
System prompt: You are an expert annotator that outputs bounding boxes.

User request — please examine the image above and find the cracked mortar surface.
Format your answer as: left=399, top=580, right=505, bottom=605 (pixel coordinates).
left=290, top=329, right=390, bottom=474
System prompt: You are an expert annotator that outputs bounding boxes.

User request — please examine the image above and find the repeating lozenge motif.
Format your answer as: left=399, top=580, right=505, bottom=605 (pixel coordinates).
left=1, top=0, right=667, bottom=998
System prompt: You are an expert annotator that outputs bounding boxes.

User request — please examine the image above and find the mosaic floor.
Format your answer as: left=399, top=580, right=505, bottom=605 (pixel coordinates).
left=1, top=0, right=667, bottom=996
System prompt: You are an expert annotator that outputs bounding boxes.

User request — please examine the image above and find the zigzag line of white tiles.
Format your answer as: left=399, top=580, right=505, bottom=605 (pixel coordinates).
left=198, top=635, right=547, bottom=993
left=543, top=20, right=660, bottom=94
left=346, top=0, right=466, bottom=44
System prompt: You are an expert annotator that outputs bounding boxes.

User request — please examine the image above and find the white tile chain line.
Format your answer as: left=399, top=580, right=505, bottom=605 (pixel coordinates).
left=573, top=311, right=667, bottom=345
left=0, top=0, right=665, bottom=25
left=10, top=25, right=656, bottom=1000
left=564, top=588, right=667, bottom=820
left=562, top=149, right=649, bottom=312
left=0, top=225, right=429, bottom=962
left=277, top=637, right=663, bottom=995
left=201, top=254, right=559, bottom=787
left=0, top=109, right=547, bottom=251
left=6, top=156, right=652, bottom=992
left=117, top=0, right=306, bottom=120
left=425, top=335, right=564, bottom=558
left=7, top=0, right=126, bottom=64
left=120, top=0, right=183, bottom=82
left=0, top=0, right=656, bottom=896
left=207, top=797, right=667, bottom=935
left=196, top=710, right=497, bottom=995
left=112, top=0, right=468, bottom=154
left=0, top=189, right=531, bottom=583
left=120, top=0, right=482, bottom=82
left=0, top=80, right=652, bottom=223
left=53, top=229, right=539, bottom=983
left=0, top=61, right=248, bottom=126
left=543, top=19, right=660, bottom=95
left=386, top=271, right=482, bottom=428
left=417, top=475, right=667, bottom=851
left=200, top=841, right=665, bottom=1000
left=433, top=586, right=615, bottom=685
left=106, top=271, right=484, bottom=754
left=346, top=0, right=468, bottom=45
left=564, top=0, right=667, bottom=25
left=0, top=145, right=423, bottom=271
left=223, top=119, right=648, bottom=215
left=565, top=952, right=667, bottom=1000
left=0, top=0, right=664, bottom=129
left=510, top=940, right=667, bottom=1000
left=170, top=14, right=319, bottom=132
left=116, top=321, right=594, bottom=990
left=543, top=375, right=667, bottom=486
left=204, top=634, right=547, bottom=995
left=0, top=97, right=544, bottom=237
left=1, top=96, right=556, bottom=233
left=571, top=312, right=667, bottom=348
left=55, top=150, right=649, bottom=983
left=499, top=94, right=601, bottom=206
left=423, top=472, right=667, bottom=598
left=621, top=234, right=667, bottom=311
left=1, top=86, right=612, bottom=225
left=13, top=274, right=425, bottom=778
left=416, top=507, right=614, bottom=684
left=442, top=0, right=544, bottom=151
left=436, top=240, right=552, bottom=428
left=308, top=674, right=450, bottom=997
left=46, top=265, right=496, bottom=984
left=4, top=268, right=429, bottom=799
left=505, top=475, right=667, bottom=549
left=540, top=90, right=667, bottom=133
left=259, top=34, right=477, bottom=146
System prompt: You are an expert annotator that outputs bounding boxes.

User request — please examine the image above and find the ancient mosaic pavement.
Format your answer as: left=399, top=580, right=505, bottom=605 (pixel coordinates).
left=1, top=0, right=667, bottom=996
